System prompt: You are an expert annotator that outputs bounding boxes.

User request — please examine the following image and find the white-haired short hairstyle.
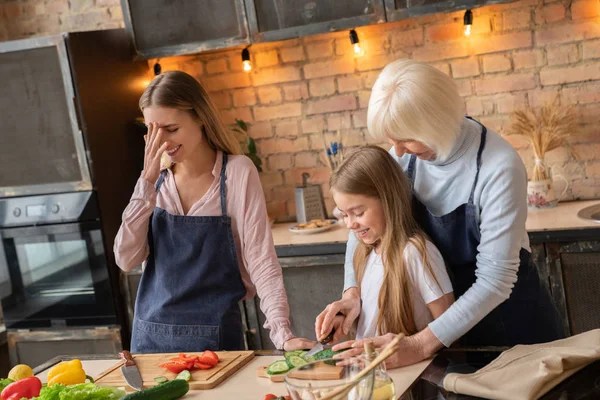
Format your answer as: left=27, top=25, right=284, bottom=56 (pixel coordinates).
left=367, top=59, right=465, bottom=160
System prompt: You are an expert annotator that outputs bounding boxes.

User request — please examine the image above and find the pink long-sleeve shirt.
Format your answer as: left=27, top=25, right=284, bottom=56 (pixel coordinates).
left=114, top=151, right=294, bottom=349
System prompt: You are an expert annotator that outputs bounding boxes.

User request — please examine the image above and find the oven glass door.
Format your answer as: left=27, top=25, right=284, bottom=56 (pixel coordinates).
left=0, top=222, right=117, bottom=328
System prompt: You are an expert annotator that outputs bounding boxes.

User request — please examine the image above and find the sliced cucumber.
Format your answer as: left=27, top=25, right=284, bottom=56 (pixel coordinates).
left=175, top=370, right=191, bottom=381
left=154, top=376, right=168, bottom=384
left=286, top=355, right=308, bottom=369
left=284, top=350, right=304, bottom=359
left=266, top=360, right=290, bottom=375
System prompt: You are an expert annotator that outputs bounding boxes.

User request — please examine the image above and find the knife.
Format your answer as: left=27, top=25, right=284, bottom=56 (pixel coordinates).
left=119, top=350, right=143, bottom=391
left=305, top=328, right=336, bottom=357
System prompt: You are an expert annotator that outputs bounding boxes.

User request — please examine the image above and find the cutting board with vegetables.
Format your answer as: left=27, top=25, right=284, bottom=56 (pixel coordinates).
left=94, top=351, right=254, bottom=390
left=257, top=349, right=343, bottom=382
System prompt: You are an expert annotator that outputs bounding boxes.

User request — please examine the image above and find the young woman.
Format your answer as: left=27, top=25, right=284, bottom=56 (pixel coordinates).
left=114, top=71, right=312, bottom=353
left=329, top=146, right=454, bottom=341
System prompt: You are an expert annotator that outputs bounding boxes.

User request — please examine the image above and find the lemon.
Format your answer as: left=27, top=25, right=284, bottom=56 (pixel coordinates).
left=371, top=380, right=396, bottom=400
left=8, top=364, right=33, bottom=381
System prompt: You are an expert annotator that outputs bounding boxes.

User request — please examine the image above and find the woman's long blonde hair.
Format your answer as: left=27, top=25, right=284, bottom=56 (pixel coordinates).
left=139, top=71, right=242, bottom=169
left=330, top=146, right=439, bottom=336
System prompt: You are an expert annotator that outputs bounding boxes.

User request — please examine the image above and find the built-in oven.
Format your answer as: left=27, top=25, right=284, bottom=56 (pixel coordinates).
left=0, top=192, right=117, bottom=329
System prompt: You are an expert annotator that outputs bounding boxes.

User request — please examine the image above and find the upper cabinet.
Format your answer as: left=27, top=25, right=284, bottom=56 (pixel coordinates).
left=384, top=0, right=504, bottom=22
left=121, top=0, right=251, bottom=58
left=244, top=0, right=386, bottom=42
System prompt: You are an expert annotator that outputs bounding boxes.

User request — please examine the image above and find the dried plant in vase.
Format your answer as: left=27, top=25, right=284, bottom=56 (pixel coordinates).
left=506, top=97, right=576, bottom=208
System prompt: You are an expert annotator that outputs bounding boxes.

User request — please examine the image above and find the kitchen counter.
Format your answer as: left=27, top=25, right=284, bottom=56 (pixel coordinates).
left=272, top=200, right=600, bottom=254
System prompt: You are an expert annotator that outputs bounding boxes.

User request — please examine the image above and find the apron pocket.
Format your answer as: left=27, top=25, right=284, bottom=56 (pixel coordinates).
left=133, top=318, right=220, bottom=353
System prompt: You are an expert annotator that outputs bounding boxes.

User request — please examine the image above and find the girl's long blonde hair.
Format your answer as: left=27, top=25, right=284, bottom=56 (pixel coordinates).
left=139, top=71, right=242, bottom=169
left=330, top=146, right=439, bottom=336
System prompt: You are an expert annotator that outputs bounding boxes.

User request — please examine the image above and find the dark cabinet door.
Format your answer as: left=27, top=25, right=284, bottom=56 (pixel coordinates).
left=121, top=0, right=250, bottom=58
left=245, top=0, right=386, bottom=42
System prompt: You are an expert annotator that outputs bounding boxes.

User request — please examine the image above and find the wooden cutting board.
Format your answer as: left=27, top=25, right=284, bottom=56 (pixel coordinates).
left=256, top=362, right=344, bottom=383
left=94, top=351, right=254, bottom=390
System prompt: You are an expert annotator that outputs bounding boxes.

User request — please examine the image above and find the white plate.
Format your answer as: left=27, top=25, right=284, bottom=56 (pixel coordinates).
left=289, top=220, right=338, bottom=234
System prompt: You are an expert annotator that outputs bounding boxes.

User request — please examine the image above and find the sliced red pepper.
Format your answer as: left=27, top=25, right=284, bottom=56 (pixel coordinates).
left=198, top=350, right=219, bottom=367
left=159, top=360, right=194, bottom=374
left=1, top=377, right=42, bottom=400
left=193, top=361, right=213, bottom=370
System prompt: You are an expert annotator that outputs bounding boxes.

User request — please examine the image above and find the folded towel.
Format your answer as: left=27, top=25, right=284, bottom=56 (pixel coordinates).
left=443, top=329, right=600, bottom=400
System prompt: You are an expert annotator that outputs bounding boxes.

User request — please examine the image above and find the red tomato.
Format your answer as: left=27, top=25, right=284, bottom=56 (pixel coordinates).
left=193, top=361, right=213, bottom=370
left=263, top=395, right=277, bottom=400
left=158, top=360, right=193, bottom=374
left=198, top=350, right=219, bottom=367
left=170, top=353, right=199, bottom=363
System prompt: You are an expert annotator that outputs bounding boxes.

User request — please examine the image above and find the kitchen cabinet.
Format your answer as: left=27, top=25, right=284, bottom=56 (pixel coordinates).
left=244, top=0, right=386, bottom=43
left=383, top=0, right=510, bottom=22
left=120, top=0, right=251, bottom=58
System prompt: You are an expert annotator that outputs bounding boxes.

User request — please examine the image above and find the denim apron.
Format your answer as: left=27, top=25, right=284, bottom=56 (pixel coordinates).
left=131, top=153, right=246, bottom=353
left=406, top=120, right=565, bottom=346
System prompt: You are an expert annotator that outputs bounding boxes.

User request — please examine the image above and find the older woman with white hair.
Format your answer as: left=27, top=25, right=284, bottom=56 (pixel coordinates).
left=315, top=59, right=564, bottom=368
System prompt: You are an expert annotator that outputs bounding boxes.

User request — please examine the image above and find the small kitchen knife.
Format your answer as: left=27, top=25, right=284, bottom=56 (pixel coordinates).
left=305, top=328, right=336, bottom=357
left=119, top=350, right=143, bottom=391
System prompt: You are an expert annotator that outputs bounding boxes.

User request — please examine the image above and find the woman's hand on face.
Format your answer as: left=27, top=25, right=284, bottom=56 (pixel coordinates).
left=283, top=337, right=317, bottom=351
left=332, top=333, right=429, bottom=370
left=141, top=122, right=169, bottom=184
left=315, top=287, right=361, bottom=344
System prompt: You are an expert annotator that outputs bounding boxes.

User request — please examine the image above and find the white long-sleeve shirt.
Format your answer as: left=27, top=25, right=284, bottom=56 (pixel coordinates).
left=345, top=117, right=529, bottom=347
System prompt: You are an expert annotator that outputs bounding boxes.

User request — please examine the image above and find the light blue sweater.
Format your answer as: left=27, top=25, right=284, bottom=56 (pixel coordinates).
left=344, top=117, right=530, bottom=346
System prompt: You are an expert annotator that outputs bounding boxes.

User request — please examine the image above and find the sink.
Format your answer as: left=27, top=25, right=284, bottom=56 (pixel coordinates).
left=577, top=203, right=600, bottom=223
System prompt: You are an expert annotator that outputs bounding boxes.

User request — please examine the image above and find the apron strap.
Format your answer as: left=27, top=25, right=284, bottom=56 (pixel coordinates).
left=406, top=154, right=417, bottom=185
left=155, top=169, right=168, bottom=193
left=220, top=153, right=228, bottom=216
left=467, top=118, right=488, bottom=205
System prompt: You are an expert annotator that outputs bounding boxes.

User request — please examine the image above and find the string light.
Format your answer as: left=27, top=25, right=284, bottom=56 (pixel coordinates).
left=464, top=9, right=473, bottom=36
left=241, top=47, right=252, bottom=72
left=349, top=29, right=364, bottom=56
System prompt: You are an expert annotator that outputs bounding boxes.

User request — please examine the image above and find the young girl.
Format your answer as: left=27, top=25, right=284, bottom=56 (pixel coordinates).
left=328, top=146, right=455, bottom=341
left=114, top=71, right=312, bottom=353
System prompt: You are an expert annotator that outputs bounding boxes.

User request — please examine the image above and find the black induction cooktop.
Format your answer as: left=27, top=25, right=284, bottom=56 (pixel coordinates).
left=400, top=349, right=600, bottom=399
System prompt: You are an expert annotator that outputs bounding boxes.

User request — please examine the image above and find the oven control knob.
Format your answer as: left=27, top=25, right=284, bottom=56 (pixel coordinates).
left=52, top=204, right=60, bottom=214
left=13, top=208, right=21, bottom=217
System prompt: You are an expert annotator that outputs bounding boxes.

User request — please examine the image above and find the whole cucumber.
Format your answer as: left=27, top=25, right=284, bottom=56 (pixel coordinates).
left=121, top=379, right=189, bottom=400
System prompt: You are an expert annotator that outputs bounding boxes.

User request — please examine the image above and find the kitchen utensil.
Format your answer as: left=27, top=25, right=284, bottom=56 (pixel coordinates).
left=295, top=173, right=326, bottom=223
left=119, top=351, right=143, bottom=391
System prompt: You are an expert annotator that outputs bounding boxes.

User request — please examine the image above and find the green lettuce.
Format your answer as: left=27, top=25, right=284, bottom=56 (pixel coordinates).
left=30, top=383, right=125, bottom=400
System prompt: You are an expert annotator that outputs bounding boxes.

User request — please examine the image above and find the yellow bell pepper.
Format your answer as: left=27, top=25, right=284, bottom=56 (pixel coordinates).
left=47, top=359, right=87, bottom=386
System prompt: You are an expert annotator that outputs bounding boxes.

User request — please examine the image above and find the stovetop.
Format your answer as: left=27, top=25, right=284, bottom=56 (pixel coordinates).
left=400, top=349, right=600, bottom=399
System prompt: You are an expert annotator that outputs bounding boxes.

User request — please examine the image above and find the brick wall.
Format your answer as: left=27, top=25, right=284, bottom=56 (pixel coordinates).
left=2, top=0, right=600, bottom=220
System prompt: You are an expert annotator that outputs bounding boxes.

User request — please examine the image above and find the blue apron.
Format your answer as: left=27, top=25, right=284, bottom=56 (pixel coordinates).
left=131, top=153, right=246, bottom=353
left=406, top=120, right=565, bottom=346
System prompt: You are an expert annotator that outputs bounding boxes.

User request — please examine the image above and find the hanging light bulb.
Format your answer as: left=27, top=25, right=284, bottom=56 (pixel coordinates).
left=241, top=47, right=252, bottom=72
left=349, top=29, right=364, bottom=56
left=464, top=9, right=473, bottom=36
left=153, top=60, right=162, bottom=76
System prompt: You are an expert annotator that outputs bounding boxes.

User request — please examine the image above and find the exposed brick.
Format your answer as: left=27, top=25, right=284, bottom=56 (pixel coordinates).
left=358, top=90, right=372, bottom=108
left=205, top=58, right=228, bottom=74
left=501, top=10, right=531, bottom=31
left=179, top=59, right=204, bottom=78
left=327, top=114, right=352, bottom=131
left=247, top=121, right=273, bottom=139
left=272, top=186, right=296, bottom=202
left=466, top=98, right=484, bottom=116
left=254, top=102, right=303, bottom=121
left=583, top=40, right=600, bottom=59
left=204, top=73, right=250, bottom=91
left=309, top=77, right=336, bottom=97
left=210, top=92, right=232, bottom=109
left=335, top=38, right=354, bottom=56
left=45, top=0, right=69, bottom=14
left=275, top=120, right=299, bottom=137
left=469, top=15, right=493, bottom=36
left=306, top=41, right=333, bottom=60
left=284, top=167, right=332, bottom=186
left=259, top=171, right=283, bottom=188
left=96, top=0, right=120, bottom=5
left=69, top=0, right=95, bottom=13
left=260, top=137, right=309, bottom=155
left=255, top=50, right=279, bottom=68
left=390, top=28, right=423, bottom=49
left=220, top=107, right=252, bottom=125
left=426, top=23, right=463, bottom=42
left=337, top=76, right=362, bottom=93
left=572, top=0, right=600, bottom=20
left=268, top=154, right=293, bottom=170
left=232, top=88, right=256, bottom=107
left=280, top=46, right=305, bottom=63
left=497, top=93, right=527, bottom=114
left=513, top=49, right=546, bottom=69
left=478, top=115, right=511, bottom=134
left=283, top=83, right=310, bottom=101
left=65, top=11, right=110, bottom=30
left=3, top=2, right=21, bottom=19
left=528, top=89, right=561, bottom=108
left=303, top=58, right=355, bottom=79
left=586, top=162, right=600, bottom=178
left=294, top=152, right=319, bottom=168
left=535, top=21, right=600, bottom=45
left=363, top=36, right=390, bottom=55
left=252, top=66, right=301, bottom=86
left=474, top=73, right=536, bottom=95
left=356, top=54, right=394, bottom=72
left=573, top=143, right=600, bottom=161
left=33, top=14, right=60, bottom=34
left=431, top=62, right=451, bottom=76
left=21, top=2, right=45, bottom=17
left=540, top=62, right=600, bottom=85
left=562, top=82, right=600, bottom=104
left=266, top=201, right=287, bottom=219
left=301, top=117, right=326, bottom=134
left=363, top=71, right=381, bottom=89
left=352, top=110, right=368, bottom=128
left=547, top=44, right=579, bottom=66
left=472, top=31, right=532, bottom=55
left=451, top=57, right=480, bottom=78
left=227, top=54, right=244, bottom=73
left=413, top=41, right=469, bottom=62
left=482, top=54, right=512, bottom=73
left=257, top=86, right=282, bottom=105
left=535, top=4, right=566, bottom=24
left=307, top=95, right=357, bottom=116
left=108, top=6, right=123, bottom=21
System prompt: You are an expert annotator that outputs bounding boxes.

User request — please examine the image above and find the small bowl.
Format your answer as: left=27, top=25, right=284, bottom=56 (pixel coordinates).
left=284, top=357, right=375, bottom=400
